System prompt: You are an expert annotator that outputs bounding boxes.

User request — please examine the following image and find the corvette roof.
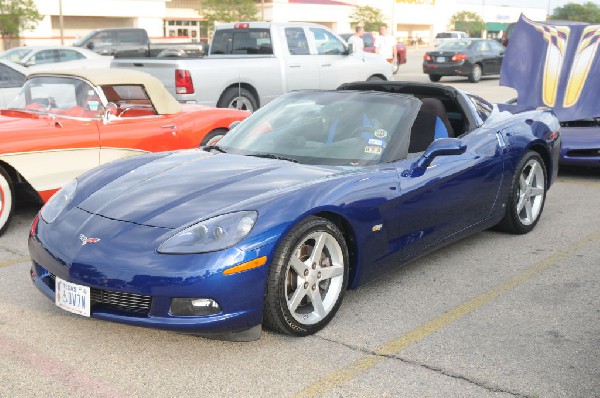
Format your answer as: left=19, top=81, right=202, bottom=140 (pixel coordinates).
left=27, top=68, right=182, bottom=115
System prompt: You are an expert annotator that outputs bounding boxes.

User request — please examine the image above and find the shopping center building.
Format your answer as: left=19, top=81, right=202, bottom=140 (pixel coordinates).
left=12, top=0, right=547, bottom=48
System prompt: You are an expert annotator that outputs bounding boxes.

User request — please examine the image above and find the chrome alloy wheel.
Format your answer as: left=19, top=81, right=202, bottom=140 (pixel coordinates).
left=516, top=158, right=545, bottom=226
left=284, top=231, right=345, bottom=325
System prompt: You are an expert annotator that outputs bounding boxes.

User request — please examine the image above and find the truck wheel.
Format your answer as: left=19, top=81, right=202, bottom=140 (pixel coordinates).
left=218, top=87, right=258, bottom=112
left=0, top=166, right=15, bottom=236
left=429, top=74, right=441, bottom=82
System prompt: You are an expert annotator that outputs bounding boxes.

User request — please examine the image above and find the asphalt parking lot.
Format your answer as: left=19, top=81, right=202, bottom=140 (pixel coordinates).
left=1, top=49, right=599, bottom=397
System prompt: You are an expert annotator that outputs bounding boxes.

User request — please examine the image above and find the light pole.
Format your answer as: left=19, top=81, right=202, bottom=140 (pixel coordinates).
left=58, top=0, right=64, bottom=45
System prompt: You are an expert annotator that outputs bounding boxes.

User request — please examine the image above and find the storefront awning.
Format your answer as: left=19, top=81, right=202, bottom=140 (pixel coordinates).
left=486, top=22, right=510, bottom=32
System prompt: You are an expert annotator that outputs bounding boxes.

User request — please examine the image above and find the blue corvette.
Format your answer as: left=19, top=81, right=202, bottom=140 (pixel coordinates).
left=30, top=81, right=561, bottom=340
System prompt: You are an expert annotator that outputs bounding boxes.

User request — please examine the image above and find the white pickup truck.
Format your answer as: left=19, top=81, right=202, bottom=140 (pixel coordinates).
left=111, top=22, right=393, bottom=112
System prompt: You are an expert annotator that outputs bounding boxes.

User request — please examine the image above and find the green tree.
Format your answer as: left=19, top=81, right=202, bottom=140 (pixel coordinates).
left=201, top=0, right=258, bottom=26
left=0, top=0, right=43, bottom=49
left=450, top=11, right=485, bottom=38
left=350, top=5, right=385, bottom=32
left=550, top=2, right=600, bottom=23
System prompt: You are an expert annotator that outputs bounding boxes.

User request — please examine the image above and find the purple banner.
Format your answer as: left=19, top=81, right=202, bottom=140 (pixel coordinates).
left=500, top=15, right=600, bottom=121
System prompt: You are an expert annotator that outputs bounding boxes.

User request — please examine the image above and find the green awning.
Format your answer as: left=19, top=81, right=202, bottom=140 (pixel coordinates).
left=486, top=22, right=510, bottom=32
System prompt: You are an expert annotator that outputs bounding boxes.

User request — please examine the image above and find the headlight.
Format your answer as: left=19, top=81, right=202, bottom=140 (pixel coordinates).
left=40, top=179, right=77, bottom=223
left=158, top=211, right=258, bottom=254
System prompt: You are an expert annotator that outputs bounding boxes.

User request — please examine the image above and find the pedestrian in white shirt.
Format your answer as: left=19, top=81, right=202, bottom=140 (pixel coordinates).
left=347, top=25, right=365, bottom=53
left=375, top=24, right=397, bottom=65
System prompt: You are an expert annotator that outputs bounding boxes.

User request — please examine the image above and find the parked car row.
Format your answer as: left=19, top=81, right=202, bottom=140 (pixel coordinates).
left=0, top=17, right=597, bottom=344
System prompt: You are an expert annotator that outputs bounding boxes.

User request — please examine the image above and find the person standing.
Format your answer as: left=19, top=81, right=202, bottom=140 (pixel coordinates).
left=347, top=25, right=365, bottom=53
left=375, top=24, right=397, bottom=66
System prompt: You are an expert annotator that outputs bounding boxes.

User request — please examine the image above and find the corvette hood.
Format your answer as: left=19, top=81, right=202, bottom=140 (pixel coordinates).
left=78, top=150, right=340, bottom=228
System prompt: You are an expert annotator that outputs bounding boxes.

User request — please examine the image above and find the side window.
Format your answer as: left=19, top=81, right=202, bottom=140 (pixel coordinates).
left=362, top=33, right=374, bottom=47
left=211, top=29, right=272, bottom=55
left=32, top=50, right=59, bottom=65
left=466, top=93, right=493, bottom=124
left=490, top=41, right=505, bottom=54
left=94, top=32, right=115, bottom=47
left=118, top=30, right=145, bottom=45
left=309, top=28, right=345, bottom=55
left=0, top=64, right=24, bottom=88
left=58, top=50, right=85, bottom=62
left=285, top=27, right=310, bottom=55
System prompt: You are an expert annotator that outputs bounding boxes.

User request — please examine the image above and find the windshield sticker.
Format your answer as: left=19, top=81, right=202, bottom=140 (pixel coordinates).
left=364, top=146, right=383, bottom=154
left=368, top=138, right=384, bottom=146
left=374, top=129, right=387, bottom=138
left=87, top=101, right=100, bottom=111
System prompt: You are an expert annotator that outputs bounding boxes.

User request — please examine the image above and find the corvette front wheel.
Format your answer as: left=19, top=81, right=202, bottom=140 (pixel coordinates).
left=264, top=217, right=349, bottom=336
left=0, top=166, right=15, bottom=236
left=497, top=151, right=547, bottom=234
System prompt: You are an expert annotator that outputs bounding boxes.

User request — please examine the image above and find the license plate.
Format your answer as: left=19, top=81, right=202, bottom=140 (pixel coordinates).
left=436, top=56, right=446, bottom=63
left=55, top=277, right=91, bottom=317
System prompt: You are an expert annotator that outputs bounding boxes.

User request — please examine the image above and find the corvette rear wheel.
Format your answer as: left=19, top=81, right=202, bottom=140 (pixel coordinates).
left=0, top=166, right=15, bottom=236
left=497, top=151, right=547, bottom=234
left=264, top=217, right=349, bottom=336
left=200, top=128, right=228, bottom=146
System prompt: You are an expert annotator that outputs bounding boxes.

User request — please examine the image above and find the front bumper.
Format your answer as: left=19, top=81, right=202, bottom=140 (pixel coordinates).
left=560, top=146, right=600, bottom=168
left=29, top=209, right=276, bottom=338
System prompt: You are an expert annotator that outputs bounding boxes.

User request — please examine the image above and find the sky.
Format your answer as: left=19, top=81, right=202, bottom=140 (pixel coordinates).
left=460, top=0, right=599, bottom=13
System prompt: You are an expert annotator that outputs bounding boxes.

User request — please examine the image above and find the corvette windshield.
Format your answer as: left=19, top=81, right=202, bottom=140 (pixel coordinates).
left=217, top=90, right=419, bottom=166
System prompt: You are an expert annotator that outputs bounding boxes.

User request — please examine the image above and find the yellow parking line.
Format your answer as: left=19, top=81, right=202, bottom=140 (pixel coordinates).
left=0, top=257, right=30, bottom=268
left=556, top=179, right=600, bottom=188
left=296, top=231, right=600, bottom=397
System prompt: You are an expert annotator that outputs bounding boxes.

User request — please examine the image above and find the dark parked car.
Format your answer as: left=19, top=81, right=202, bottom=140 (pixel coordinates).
left=423, top=39, right=505, bottom=83
left=73, top=28, right=202, bottom=58
left=340, top=32, right=407, bottom=73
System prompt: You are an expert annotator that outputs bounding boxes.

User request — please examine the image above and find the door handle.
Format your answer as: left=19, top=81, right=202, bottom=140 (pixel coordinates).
left=321, top=63, right=332, bottom=67
left=161, top=124, right=176, bottom=129
left=289, top=63, right=301, bottom=68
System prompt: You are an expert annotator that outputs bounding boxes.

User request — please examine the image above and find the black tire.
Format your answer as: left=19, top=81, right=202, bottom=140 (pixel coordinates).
left=468, top=64, right=482, bottom=83
left=428, top=74, right=441, bottom=82
left=0, top=166, right=15, bottom=237
left=217, top=87, right=258, bottom=112
left=200, top=128, right=228, bottom=146
left=263, top=216, right=349, bottom=336
left=496, top=151, right=547, bottom=234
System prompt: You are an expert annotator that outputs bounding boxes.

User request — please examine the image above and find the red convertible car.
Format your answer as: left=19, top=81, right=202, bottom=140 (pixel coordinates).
left=0, top=69, right=249, bottom=235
